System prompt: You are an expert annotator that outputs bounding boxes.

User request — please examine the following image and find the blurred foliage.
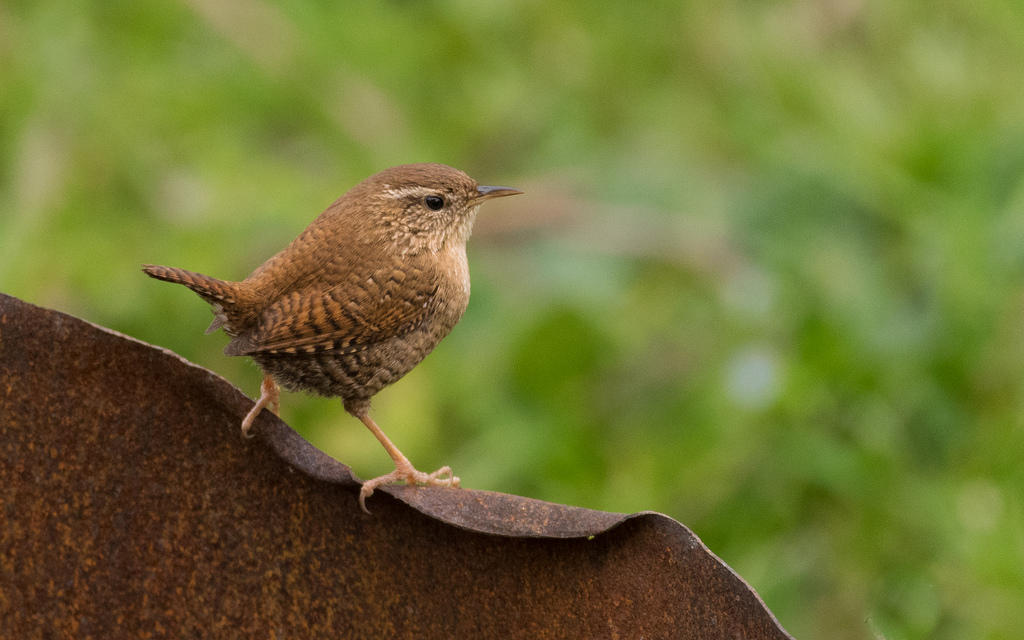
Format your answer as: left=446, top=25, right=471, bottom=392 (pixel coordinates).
left=3, top=0, right=1024, bottom=637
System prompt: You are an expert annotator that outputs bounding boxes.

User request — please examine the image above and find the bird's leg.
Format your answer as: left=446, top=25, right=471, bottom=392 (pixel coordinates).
left=356, top=412, right=460, bottom=513
left=241, top=374, right=280, bottom=437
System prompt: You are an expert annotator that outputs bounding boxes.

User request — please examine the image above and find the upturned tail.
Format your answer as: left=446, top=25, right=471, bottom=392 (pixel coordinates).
left=142, top=264, right=241, bottom=335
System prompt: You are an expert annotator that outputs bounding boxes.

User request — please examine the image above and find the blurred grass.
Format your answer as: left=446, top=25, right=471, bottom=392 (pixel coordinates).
left=4, top=1, right=1024, bottom=637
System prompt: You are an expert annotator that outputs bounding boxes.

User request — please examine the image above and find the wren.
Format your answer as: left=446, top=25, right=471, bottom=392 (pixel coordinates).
left=143, top=163, right=521, bottom=511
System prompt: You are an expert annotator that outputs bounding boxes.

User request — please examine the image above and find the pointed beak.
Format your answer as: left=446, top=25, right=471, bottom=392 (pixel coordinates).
left=475, top=185, right=523, bottom=203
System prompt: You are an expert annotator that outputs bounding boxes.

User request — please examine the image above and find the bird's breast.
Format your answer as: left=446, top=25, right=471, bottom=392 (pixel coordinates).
left=435, top=243, right=471, bottom=315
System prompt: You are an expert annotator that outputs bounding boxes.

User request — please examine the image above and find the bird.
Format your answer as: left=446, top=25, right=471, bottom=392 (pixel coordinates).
left=143, top=163, right=521, bottom=511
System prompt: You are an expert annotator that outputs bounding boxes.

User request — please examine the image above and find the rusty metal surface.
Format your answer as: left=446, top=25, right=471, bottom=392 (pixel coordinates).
left=0, top=292, right=793, bottom=639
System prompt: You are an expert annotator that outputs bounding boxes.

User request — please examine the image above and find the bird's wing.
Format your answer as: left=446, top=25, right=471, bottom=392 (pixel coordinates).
left=225, top=265, right=439, bottom=357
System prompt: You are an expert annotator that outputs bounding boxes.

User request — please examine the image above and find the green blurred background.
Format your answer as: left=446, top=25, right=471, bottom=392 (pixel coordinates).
left=3, top=1, right=1024, bottom=637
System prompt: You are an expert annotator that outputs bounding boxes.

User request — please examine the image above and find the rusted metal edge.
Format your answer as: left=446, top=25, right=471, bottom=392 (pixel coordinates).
left=0, top=292, right=790, bottom=634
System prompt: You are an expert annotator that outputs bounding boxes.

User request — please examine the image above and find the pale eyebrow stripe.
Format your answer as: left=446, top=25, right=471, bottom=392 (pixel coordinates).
left=381, top=185, right=428, bottom=199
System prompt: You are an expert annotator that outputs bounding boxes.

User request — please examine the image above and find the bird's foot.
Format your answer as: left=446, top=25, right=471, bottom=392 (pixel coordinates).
left=359, top=461, right=460, bottom=513
left=241, top=375, right=280, bottom=437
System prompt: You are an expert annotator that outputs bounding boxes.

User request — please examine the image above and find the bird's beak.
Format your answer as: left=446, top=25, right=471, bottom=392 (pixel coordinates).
left=475, top=185, right=523, bottom=202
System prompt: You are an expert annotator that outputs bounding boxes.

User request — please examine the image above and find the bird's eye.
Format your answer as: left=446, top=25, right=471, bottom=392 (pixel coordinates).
left=424, top=195, right=445, bottom=211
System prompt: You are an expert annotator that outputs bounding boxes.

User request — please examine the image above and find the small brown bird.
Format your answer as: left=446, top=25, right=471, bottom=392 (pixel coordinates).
left=143, top=163, right=521, bottom=510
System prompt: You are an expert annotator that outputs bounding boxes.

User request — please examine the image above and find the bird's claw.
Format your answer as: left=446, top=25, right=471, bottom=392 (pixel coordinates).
left=240, top=375, right=280, bottom=438
left=358, top=465, right=461, bottom=513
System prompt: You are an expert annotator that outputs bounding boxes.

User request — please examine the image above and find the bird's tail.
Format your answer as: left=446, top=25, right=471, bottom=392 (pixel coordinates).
left=142, top=264, right=241, bottom=334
